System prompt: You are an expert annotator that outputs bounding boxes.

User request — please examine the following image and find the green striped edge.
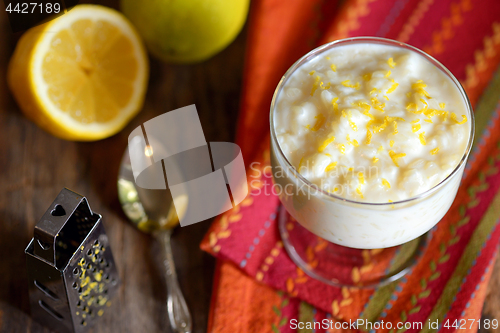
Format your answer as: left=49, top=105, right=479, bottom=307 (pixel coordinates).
left=471, top=62, right=500, bottom=152
left=419, top=187, right=500, bottom=333
left=297, top=301, right=315, bottom=333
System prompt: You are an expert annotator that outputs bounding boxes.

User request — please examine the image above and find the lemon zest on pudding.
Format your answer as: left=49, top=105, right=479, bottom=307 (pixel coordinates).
left=390, top=140, right=394, bottom=147
left=384, top=95, right=390, bottom=101
left=311, top=75, right=321, bottom=96
left=341, top=80, right=360, bottom=89
left=425, top=119, right=433, bottom=123
left=382, top=178, right=391, bottom=188
left=318, top=136, right=336, bottom=152
left=412, top=123, right=421, bottom=132
left=365, top=129, right=372, bottom=144
left=372, top=157, right=379, bottom=163
left=370, top=88, right=378, bottom=95
left=386, top=80, right=399, bottom=94
left=450, top=112, right=467, bottom=124
left=325, top=162, right=337, bottom=172
left=389, top=150, right=406, bottom=167
left=439, top=103, right=446, bottom=109
left=378, top=145, right=384, bottom=153
left=385, top=70, right=391, bottom=78
left=347, top=110, right=358, bottom=131
left=371, top=97, right=386, bottom=112
left=412, top=80, right=431, bottom=98
left=311, top=113, right=326, bottom=131
left=406, top=102, right=421, bottom=114
left=309, top=70, right=315, bottom=76
left=393, top=121, right=398, bottom=135
left=330, top=64, right=337, bottom=72
left=358, top=172, right=365, bottom=185
left=338, top=144, right=346, bottom=154
left=354, top=101, right=371, bottom=112
left=387, top=58, right=396, bottom=68
left=356, top=186, right=364, bottom=198
left=411, top=119, right=420, bottom=124
left=320, top=81, right=331, bottom=90
left=430, top=147, right=440, bottom=155
left=326, top=56, right=330, bottom=60
left=419, top=132, right=426, bottom=145
left=363, top=73, right=372, bottom=81
left=331, top=97, right=339, bottom=113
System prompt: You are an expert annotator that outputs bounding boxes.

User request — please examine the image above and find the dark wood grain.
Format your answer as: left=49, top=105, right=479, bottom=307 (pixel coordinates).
left=0, top=1, right=245, bottom=332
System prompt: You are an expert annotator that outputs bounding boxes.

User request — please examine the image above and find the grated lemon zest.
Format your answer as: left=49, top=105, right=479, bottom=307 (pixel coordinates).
left=412, top=123, right=421, bottom=132
left=320, top=81, right=331, bottom=90
left=382, top=178, right=391, bottom=188
left=373, top=157, right=379, bottom=163
left=358, top=172, right=365, bottom=185
left=430, top=147, right=439, bottom=155
left=370, top=88, right=378, bottom=95
left=378, top=145, right=384, bottom=153
left=325, top=162, right=337, bottom=172
left=353, top=140, right=359, bottom=147
left=338, top=144, right=346, bottom=154
left=331, top=97, right=339, bottom=113
left=406, top=102, right=421, bottom=114
left=439, top=103, right=446, bottom=109
left=450, top=112, right=467, bottom=124
left=384, top=95, right=390, bottom=101
left=318, top=136, right=336, bottom=152
left=356, top=186, right=364, bottom=198
left=330, top=64, right=337, bottom=72
left=311, top=113, right=326, bottom=131
left=419, top=132, right=426, bottom=145
left=389, top=150, right=406, bottom=167
left=347, top=110, right=358, bottom=131
left=385, top=70, right=391, bottom=78
left=411, top=119, right=420, bottom=124
left=363, top=73, right=372, bottom=81
left=390, top=140, right=394, bottom=147
left=354, top=101, right=371, bottom=112
left=326, top=56, right=330, bottom=60
left=386, top=81, right=399, bottom=94
left=425, top=119, right=433, bottom=123
left=348, top=167, right=353, bottom=171
left=365, top=129, right=372, bottom=145
left=309, top=70, right=315, bottom=76
left=311, top=75, right=320, bottom=96
left=393, top=121, right=398, bottom=135
left=341, top=80, right=360, bottom=89
left=387, top=58, right=396, bottom=68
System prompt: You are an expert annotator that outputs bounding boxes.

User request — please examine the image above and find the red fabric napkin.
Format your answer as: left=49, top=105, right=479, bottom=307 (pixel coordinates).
left=201, top=0, right=500, bottom=331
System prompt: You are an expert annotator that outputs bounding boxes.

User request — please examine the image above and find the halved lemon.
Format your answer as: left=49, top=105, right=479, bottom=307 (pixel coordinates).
left=7, top=4, right=149, bottom=141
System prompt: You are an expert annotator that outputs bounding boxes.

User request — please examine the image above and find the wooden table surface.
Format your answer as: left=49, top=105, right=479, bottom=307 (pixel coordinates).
left=0, top=1, right=499, bottom=333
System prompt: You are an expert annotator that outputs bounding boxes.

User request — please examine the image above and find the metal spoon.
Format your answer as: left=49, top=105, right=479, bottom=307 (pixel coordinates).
left=117, top=148, right=192, bottom=333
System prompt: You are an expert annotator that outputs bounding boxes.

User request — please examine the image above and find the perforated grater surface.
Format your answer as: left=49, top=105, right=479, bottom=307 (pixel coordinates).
left=25, top=188, right=120, bottom=333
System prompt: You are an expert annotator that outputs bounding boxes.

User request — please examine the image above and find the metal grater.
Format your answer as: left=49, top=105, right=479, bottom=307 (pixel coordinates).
left=25, top=188, right=120, bottom=333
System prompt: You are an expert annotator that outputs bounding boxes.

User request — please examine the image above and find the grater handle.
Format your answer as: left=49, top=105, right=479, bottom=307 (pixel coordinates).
left=157, top=229, right=192, bottom=333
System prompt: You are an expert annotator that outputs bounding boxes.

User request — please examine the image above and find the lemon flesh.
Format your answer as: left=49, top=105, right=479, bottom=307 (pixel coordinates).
left=8, top=5, right=149, bottom=141
left=121, top=0, right=249, bottom=63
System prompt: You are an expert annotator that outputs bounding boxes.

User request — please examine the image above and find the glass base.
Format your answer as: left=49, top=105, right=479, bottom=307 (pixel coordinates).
left=278, top=206, right=429, bottom=288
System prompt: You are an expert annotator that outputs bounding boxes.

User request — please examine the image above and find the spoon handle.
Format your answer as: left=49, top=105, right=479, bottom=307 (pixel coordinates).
left=157, top=230, right=192, bottom=333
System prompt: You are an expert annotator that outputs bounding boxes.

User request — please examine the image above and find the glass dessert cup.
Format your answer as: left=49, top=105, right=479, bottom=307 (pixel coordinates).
left=269, top=37, right=475, bottom=288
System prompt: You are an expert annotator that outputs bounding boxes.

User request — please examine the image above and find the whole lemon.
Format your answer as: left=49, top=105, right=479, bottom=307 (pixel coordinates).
left=120, top=0, right=249, bottom=63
